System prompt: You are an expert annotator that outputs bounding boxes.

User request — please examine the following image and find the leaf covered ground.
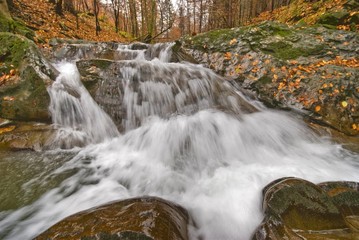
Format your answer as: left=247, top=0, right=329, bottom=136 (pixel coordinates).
left=10, top=0, right=129, bottom=46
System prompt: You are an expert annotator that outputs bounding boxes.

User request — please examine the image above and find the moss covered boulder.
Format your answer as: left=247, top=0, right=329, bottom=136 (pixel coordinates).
left=253, top=177, right=359, bottom=239
left=180, top=21, right=359, bottom=136
left=0, top=33, right=58, bottom=122
left=317, top=10, right=350, bottom=26
left=35, top=196, right=190, bottom=240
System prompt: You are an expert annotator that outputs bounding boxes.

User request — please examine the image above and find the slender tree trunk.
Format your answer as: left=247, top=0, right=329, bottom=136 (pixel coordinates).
left=56, top=0, right=63, bottom=15
left=93, top=0, right=101, bottom=36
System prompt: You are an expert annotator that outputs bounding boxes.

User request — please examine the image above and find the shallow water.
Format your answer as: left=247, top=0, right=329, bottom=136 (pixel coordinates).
left=0, top=43, right=358, bottom=240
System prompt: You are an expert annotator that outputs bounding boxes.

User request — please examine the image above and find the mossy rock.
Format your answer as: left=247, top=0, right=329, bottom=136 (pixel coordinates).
left=76, top=59, right=113, bottom=97
left=35, top=196, right=190, bottom=240
left=0, top=122, right=56, bottom=151
left=253, top=178, right=359, bottom=239
left=0, top=4, right=34, bottom=40
left=317, top=10, right=350, bottom=26
left=262, top=177, right=346, bottom=231
left=0, top=33, right=58, bottom=122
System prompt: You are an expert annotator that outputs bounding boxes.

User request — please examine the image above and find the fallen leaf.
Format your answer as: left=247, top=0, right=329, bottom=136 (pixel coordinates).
left=0, top=125, right=16, bottom=134
left=229, top=38, right=237, bottom=45
left=315, top=105, right=321, bottom=112
left=341, top=101, right=348, bottom=108
left=3, top=96, right=15, bottom=101
left=224, top=52, right=232, bottom=60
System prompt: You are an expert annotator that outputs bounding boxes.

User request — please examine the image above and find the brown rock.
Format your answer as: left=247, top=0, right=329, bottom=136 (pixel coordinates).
left=35, top=196, right=189, bottom=240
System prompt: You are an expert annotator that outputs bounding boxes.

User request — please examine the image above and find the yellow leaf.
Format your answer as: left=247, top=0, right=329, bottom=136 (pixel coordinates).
left=229, top=38, right=237, bottom=45
left=3, top=96, right=14, bottom=101
left=0, top=125, right=15, bottom=134
left=341, top=101, right=348, bottom=108
left=224, top=52, right=232, bottom=60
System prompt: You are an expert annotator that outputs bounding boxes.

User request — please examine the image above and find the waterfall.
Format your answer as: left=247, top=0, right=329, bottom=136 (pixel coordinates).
left=48, top=62, right=119, bottom=148
left=0, top=43, right=358, bottom=240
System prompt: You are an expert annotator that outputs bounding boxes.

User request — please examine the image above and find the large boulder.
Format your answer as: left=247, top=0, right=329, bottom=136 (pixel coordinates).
left=0, top=33, right=58, bottom=122
left=35, top=196, right=190, bottom=240
left=253, top=177, right=359, bottom=239
left=180, top=21, right=359, bottom=136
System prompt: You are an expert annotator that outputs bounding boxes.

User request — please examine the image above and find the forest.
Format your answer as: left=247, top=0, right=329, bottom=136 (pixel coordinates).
left=5, top=0, right=295, bottom=42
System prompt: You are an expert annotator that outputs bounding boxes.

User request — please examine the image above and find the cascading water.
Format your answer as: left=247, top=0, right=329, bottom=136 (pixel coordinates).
left=48, top=62, right=119, bottom=148
left=0, top=43, right=358, bottom=240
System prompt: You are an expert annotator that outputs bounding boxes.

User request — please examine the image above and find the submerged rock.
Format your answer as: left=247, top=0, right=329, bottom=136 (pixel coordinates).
left=253, top=177, right=359, bottom=239
left=35, top=196, right=190, bottom=240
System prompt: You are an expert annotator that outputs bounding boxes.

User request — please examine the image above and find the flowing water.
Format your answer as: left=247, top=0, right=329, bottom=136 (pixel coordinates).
left=0, top=43, right=358, bottom=240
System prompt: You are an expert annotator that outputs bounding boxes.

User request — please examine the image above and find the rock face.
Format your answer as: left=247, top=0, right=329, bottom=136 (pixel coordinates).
left=0, top=33, right=58, bottom=122
left=35, top=196, right=190, bottom=240
left=253, top=177, right=359, bottom=239
left=180, top=21, right=359, bottom=136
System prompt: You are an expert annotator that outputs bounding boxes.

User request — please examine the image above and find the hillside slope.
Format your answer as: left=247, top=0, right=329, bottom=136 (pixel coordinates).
left=9, top=0, right=129, bottom=45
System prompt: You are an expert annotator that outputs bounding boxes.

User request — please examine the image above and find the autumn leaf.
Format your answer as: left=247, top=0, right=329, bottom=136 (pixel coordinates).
left=229, top=38, right=237, bottom=45
left=3, top=96, right=15, bottom=101
left=315, top=105, right=321, bottom=112
left=0, top=125, right=16, bottom=134
left=341, top=101, right=348, bottom=108
left=224, top=52, right=232, bottom=60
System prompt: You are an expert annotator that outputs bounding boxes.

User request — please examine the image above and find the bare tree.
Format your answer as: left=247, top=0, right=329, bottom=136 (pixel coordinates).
left=93, top=0, right=101, bottom=35
left=110, top=0, right=121, bottom=32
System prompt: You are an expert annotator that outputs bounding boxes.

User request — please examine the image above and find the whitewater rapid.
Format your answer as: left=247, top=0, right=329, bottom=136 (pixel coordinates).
left=0, top=43, right=358, bottom=240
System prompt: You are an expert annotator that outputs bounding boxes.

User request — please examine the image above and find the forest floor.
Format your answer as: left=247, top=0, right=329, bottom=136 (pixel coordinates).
left=250, top=0, right=357, bottom=31
left=10, top=0, right=130, bottom=47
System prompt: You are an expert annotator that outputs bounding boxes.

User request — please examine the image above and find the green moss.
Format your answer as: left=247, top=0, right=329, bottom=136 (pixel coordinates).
left=262, top=22, right=293, bottom=37
left=261, top=40, right=324, bottom=60
left=0, top=33, right=32, bottom=69
left=257, top=76, right=272, bottom=84
left=188, top=28, right=241, bottom=51
left=317, top=10, right=350, bottom=26
left=0, top=13, right=34, bottom=40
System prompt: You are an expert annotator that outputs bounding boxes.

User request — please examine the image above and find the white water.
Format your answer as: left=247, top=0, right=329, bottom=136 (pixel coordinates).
left=0, top=44, right=358, bottom=240
left=47, top=62, right=119, bottom=148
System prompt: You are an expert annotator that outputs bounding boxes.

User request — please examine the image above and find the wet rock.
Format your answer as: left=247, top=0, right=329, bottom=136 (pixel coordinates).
left=0, top=121, right=56, bottom=151
left=76, top=58, right=257, bottom=132
left=180, top=22, right=359, bottom=136
left=253, top=177, right=359, bottom=239
left=35, top=196, right=189, bottom=240
left=0, top=33, right=58, bottom=122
